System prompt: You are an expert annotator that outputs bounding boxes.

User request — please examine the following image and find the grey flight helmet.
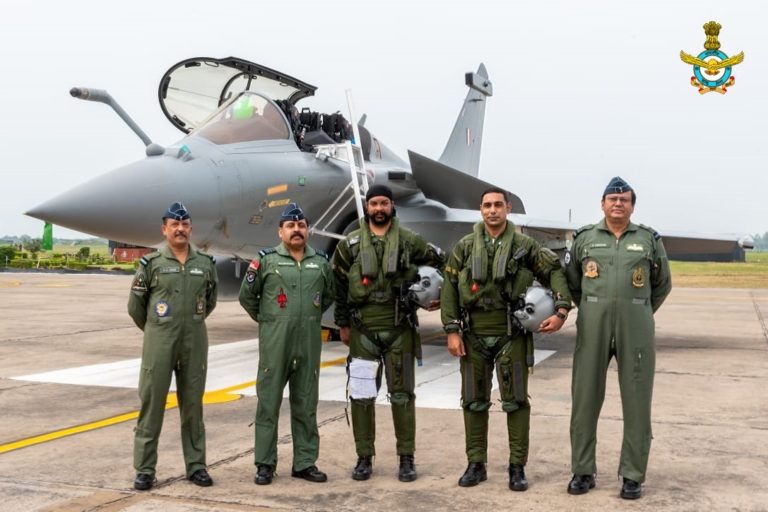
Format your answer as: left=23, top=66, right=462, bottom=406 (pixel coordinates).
left=513, top=286, right=555, bottom=332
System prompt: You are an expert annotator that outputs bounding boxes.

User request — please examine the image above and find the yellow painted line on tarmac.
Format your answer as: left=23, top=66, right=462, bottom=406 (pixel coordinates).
left=0, top=356, right=348, bottom=455
left=0, top=280, right=22, bottom=288
left=35, top=283, right=73, bottom=288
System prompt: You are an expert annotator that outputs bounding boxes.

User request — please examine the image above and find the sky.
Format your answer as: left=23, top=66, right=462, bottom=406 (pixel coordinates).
left=1, top=0, right=766, bottom=240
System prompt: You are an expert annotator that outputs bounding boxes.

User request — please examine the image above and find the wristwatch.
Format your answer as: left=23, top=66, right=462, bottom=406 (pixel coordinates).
left=555, top=310, right=568, bottom=320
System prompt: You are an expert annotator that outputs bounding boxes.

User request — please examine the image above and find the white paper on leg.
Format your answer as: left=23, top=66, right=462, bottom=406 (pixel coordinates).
left=348, top=357, right=379, bottom=399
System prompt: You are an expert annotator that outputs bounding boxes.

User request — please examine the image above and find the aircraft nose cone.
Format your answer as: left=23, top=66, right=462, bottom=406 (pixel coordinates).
left=26, top=155, right=214, bottom=247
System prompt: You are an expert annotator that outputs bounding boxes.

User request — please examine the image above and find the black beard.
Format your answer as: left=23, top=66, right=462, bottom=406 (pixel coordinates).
left=369, top=211, right=391, bottom=227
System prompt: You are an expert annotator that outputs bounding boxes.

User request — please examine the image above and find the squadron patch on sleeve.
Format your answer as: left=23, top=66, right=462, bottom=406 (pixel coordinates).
left=131, top=272, right=148, bottom=292
left=195, top=297, right=205, bottom=314
left=246, top=270, right=256, bottom=283
left=564, top=252, right=571, bottom=265
left=313, top=291, right=322, bottom=308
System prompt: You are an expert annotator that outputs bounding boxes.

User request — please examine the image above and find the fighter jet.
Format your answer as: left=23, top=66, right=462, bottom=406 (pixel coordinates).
left=27, top=56, right=752, bottom=294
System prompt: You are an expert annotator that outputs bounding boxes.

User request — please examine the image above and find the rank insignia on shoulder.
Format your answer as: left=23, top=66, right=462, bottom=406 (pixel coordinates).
left=155, top=301, right=170, bottom=317
left=348, top=235, right=360, bottom=246
left=258, top=248, right=276, bottom=257
left=585, top=260, right=599, bottom=278
left=315, top=249, right=329, bottom=260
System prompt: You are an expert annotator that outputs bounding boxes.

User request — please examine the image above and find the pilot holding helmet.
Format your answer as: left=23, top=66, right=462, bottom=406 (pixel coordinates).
left=239, top=203, right=334, bottom=485
left=128, top=202, right=219, bottom=491
left=441, top=187, right=572, bottom=491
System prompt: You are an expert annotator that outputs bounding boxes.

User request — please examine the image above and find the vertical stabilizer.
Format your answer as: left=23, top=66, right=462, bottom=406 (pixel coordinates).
left=438, top=64, right=492, bottom=177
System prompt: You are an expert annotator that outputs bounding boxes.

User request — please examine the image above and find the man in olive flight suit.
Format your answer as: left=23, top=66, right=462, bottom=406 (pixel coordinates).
left=333, top=184, right=445, bottom=482
left=565, top=177, right=672, bottom=500
left=441, top=187, right=573, bottom=491
left=128, top=202, right=219, bottom=491
left=239, top=203, right=334, bottom=485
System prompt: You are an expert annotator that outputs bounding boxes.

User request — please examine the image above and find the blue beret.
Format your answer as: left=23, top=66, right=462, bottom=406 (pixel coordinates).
left=280, top=202, right=306, bottom=222
left=163, top=202, right=190, bottom=221
left=603, top=176, right=633, bottom=196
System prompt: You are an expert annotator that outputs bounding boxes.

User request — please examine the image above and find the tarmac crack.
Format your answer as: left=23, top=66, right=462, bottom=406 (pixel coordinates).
left=1, top=326, right=135, bottom=344
left=751, top=291, right=768, bottom=343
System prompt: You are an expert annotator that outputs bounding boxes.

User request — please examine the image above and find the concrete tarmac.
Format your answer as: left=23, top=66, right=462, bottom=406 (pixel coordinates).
left=0, top=273, right=766, bottom=511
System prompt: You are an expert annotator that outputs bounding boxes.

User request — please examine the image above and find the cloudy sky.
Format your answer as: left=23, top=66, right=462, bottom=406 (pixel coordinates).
left=1, top=0, right=765, bottom=239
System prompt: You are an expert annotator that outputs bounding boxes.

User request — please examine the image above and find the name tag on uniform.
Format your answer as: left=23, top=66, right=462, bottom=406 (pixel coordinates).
left=305, top=262, right=319, bottom=269
left=626, top=243, right=644, bottom=252
left=278, top=261, right=295, bottom=266
left=189, top=268, right=204, bottom=275
left=590, top=243, right=608, bottom=248
left=159, top=266, right=180, bottom=273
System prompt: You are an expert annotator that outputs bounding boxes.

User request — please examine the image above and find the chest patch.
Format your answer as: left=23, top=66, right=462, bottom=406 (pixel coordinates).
left=632, top=267, right=646, bottom=288
left=278, top=261, right=295, bottom=267
left=305, top=262, right=319, bottom=269
left=189, top=268, right=204, bottom=275
left=585, top=260, right=599, bottom=278
left=155, top=301, right=170, bottom=317
left=159, top=266, right=180, bottom=274
left=590, top=243, right=609, bottom=248
left=626, top=243, right=644, bottom=252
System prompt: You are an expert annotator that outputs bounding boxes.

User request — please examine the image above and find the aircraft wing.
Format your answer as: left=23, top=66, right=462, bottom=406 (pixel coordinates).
left=397, top=204, right=751, bottom=262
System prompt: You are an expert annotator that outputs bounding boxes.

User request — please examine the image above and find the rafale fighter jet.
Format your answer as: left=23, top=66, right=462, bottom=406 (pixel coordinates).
left=27, top=57, right=752, bottom=294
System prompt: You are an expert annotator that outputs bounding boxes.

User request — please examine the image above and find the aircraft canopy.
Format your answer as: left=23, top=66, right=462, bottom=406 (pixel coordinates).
left=159, top=56, right=317, bottom=133
left=191, top=92, right=291, bottom=145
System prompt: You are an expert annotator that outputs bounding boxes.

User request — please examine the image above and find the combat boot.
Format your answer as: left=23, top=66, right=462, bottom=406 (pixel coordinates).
left=133, top=473, right=155, bottom=491
left=508, top=463, right=528, bottom=491
left=398, top=454, right=417, bottom=482
left=254, top=464, right=274, bottom=485
left=458, top=462, right=487, bottom=487
left=567, top=474, right=596, bottom=495
left=621, top=478, right=642, bottom=500
left=352, top=455, right=373, bottom=481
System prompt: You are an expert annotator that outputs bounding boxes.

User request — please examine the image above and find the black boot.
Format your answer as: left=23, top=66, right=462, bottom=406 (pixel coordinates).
left=567, top=474, right=596, bottom=495
left=254, top=464, right=274, bottom=485
left=508, top=464, right=528, bottom=491
left=352, top=455, right=373, bottom=481
left=398, top=454, right=417, bottom=482
left=621, top=478, right=642, bottom=500
left=133, top=473, right=155, bottom=491
left=458, top=462, right=487, bottom=487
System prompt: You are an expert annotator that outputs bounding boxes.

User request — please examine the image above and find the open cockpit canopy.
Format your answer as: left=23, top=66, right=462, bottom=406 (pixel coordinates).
left=158, top=56, right=317, bottom=133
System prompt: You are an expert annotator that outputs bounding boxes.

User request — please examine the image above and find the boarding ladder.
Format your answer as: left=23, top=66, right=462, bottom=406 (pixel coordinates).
left=310, top=91, right=370, bottom=240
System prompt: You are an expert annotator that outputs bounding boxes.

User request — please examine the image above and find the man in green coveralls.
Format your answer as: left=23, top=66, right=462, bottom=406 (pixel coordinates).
left=565, top=177, right=671, bottom=500
left=128, top=202, right=218, bottom=491
left=333, top=184, right=445, bottom=482
left=239, top=203, right=334, bottom=485
left=441, top=187, right=572, bottom=491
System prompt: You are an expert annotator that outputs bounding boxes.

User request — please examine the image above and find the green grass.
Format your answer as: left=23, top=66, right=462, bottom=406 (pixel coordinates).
left=670, top=251, right=768, bottom=288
